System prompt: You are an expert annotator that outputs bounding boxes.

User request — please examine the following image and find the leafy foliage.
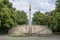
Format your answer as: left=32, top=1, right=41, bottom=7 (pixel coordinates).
left=32, top=11, right=44, bottom=25
left=0, top=0, right=28, bottom=34
left=32, top=0, right=60, bottom=32
left=49, top=0, right=60, bottom=32
left=16, top=10, right=28, bottom=25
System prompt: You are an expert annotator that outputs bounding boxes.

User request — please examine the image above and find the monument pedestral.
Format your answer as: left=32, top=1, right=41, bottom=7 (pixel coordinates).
left=9, top=25, right=52, bottom=36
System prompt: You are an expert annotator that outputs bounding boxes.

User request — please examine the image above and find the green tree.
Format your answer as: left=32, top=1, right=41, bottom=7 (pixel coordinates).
left=32, top=11, right=44, bottom=25
left=55, top=0, right=60, bottom=12
left=0, top=0, right=17, bottom=33
left=16, top=10, right=28, bottom=25
left=43, top=12, right=52, bottom=26
left=49, top=0, right=60, bottom=32
left=0, top=0, right=28, bottom=34
left=49, top=13, right=60, bottom=32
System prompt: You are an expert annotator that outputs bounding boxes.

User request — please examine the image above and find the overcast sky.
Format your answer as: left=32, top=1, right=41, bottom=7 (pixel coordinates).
left=9, top=0, right=56, bottom=17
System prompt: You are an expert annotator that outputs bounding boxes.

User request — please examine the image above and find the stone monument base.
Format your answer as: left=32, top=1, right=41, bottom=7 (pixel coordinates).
left=9, top=25, right=52, bottom=36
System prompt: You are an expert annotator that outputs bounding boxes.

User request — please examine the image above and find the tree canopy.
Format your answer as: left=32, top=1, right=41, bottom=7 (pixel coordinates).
left=32, top=0, right=60, bottom=32
left=0, top=0, right=28, bottom=34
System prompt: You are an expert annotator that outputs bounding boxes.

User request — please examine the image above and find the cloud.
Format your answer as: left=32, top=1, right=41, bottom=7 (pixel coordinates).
left=30, top=0, right=56, bottom=13
left=9, top=0, right=56, bottom=17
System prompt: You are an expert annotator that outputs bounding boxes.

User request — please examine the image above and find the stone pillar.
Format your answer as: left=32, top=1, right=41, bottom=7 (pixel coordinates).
left=29, top=4, right=32, bottom=34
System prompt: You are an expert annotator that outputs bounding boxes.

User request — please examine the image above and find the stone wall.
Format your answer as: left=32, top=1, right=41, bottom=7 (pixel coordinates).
left=9, top=25, right=52, bottom=36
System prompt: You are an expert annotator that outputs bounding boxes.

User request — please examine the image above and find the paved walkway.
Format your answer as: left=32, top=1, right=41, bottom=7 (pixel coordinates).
left=0, top=35, right=60, bottom=40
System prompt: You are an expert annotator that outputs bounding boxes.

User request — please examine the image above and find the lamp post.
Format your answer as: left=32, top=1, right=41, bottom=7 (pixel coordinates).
left=29, top=4, right=32, bottom=34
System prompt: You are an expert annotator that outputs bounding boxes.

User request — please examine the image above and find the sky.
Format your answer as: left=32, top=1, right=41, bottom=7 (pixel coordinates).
left=9, top=0, right=56, bottom=17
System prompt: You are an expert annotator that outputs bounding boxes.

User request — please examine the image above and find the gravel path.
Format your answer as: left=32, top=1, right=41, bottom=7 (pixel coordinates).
left=0, top=35, right=60, bottom=40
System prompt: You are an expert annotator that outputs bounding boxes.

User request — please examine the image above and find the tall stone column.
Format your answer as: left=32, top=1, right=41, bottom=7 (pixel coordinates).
left=29, top=4, right=32, bottom=34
